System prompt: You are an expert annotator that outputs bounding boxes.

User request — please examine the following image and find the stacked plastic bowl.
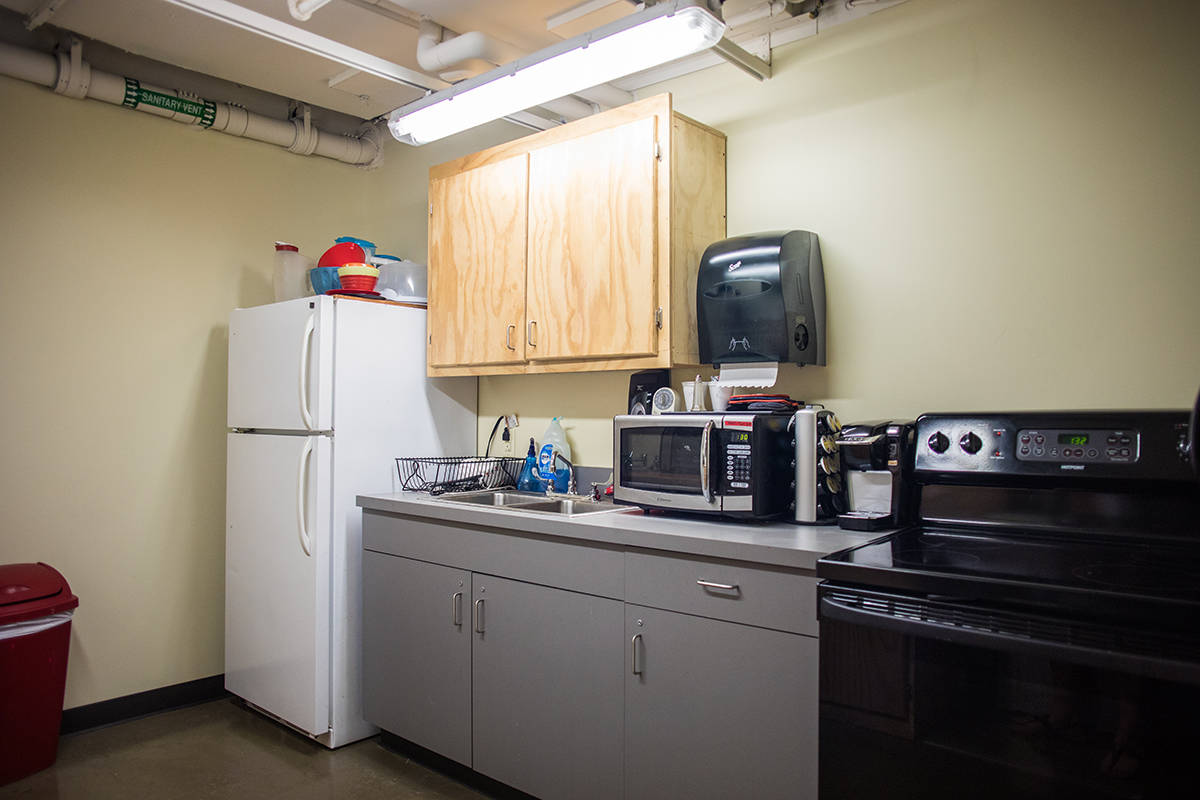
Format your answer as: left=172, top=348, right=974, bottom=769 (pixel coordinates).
left=337, top=263, right=379, bottom=293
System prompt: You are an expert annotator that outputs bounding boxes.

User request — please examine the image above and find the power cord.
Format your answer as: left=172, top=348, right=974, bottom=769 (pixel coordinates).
left=483, top=415, right=506, bottom=457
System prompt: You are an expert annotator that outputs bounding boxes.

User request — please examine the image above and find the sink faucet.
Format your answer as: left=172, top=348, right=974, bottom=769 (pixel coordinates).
left=547, top=451, right=577, bottom=495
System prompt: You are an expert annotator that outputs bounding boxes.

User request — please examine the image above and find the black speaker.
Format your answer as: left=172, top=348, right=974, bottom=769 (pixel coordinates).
left=628, top=370, right=670, bottom=415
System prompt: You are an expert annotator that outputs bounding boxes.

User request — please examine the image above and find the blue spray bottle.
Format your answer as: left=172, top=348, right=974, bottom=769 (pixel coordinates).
left=517, top=438, right=544, bottom=493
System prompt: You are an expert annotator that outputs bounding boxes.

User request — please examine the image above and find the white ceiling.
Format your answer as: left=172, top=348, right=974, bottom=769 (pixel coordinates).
left=0, top=0, right=906, bottom=123
left=0, top=0, right=648, bottom=119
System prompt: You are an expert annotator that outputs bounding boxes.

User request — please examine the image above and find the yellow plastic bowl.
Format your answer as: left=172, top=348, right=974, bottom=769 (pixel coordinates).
left=337, top=263, right=380, bottom=278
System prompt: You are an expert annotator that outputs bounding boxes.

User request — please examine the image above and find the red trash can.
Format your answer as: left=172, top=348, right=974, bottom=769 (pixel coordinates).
left=0, top=563, right=79, bottom=786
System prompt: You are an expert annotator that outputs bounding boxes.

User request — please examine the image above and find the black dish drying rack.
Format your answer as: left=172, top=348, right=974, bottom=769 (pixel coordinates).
left=396, top=456, right=523, bottom=495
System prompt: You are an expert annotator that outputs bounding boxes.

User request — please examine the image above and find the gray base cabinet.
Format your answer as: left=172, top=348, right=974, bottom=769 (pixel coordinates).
left=361, top=551, right=471, bottom=764
left=473, top=575, right=624, bottom=800
left=361, top=511, right=820, bottom=800
left=624, top=605, right=819, bottom=800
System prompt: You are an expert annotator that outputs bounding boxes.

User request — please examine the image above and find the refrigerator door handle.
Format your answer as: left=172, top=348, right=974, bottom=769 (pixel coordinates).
left=298, top=312, right=316, bottom=431
left=297, top=436, right=314, bottom=557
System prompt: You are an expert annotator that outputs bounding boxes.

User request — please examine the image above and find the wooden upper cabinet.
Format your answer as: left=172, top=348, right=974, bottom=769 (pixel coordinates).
left=427, top=155, right=528, bottom=368
left=426, top=93, right=725, bottom=376
left=527, top=115, right=658, bottom=362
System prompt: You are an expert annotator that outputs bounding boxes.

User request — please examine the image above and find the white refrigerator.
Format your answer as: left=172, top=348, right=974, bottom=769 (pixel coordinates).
left=225, top=295, right=476, bottom=747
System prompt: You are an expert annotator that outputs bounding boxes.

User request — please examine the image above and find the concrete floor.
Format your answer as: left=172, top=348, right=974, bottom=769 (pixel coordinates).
left=0, top=698, right=489, bottom=800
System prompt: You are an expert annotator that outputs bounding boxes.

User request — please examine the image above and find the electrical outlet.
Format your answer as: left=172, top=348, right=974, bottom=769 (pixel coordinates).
left=501, top=435, right=514, bottom=455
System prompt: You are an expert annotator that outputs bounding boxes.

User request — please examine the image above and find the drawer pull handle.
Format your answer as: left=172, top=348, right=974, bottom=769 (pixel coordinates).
left=452, top=592, right=463, bottom=626
left=697, top=580, right=740, bottom=592
left=631, top=633, right=643, bottom=675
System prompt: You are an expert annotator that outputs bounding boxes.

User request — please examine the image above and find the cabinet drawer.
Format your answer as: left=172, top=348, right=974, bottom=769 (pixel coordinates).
left=363, top=510, right=623, bottom=600
left=625, top=548, right=818, bottom=636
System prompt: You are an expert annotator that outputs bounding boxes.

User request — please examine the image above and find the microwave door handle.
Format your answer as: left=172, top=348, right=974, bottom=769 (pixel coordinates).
left=701, top=420, right=715, bottom=504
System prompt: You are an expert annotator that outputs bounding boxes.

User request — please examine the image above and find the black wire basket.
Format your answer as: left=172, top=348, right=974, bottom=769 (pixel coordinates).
left=396, top=456, right=523, bottom=495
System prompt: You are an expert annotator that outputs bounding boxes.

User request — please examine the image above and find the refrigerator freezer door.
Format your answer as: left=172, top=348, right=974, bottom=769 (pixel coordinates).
left=228, top=297, right=334, bottom=432
left=226, top=432, right=332, bottom=738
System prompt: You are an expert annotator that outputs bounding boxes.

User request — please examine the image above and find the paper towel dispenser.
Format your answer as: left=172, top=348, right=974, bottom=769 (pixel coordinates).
left=697, top=230, right=826, bottom=367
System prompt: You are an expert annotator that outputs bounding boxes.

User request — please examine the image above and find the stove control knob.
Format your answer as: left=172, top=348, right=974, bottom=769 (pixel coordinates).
left=959, top=431, right=983, bottom=455
left=927, top=431, right=950, bottom=453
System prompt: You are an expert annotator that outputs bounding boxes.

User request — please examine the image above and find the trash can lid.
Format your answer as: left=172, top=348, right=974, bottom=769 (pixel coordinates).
left=0, top=563, right=78, bottom=624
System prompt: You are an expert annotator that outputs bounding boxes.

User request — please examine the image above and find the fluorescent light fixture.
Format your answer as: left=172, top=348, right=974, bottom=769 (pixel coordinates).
left=388, top=0, right=726, bottom=146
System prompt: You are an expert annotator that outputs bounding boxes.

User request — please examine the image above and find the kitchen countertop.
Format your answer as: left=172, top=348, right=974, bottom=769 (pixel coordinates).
left=357, top=492, right=884, bottom=572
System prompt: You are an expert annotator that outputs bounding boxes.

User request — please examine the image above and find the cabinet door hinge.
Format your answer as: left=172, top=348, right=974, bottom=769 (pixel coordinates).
left=429, top=202, right=433, bottom=217
left=655, top=307, right=663, bottom=329
left=653, top=141, right=662, bottom=162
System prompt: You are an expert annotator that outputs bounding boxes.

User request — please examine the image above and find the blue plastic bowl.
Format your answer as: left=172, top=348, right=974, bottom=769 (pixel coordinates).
left=309, top=267, right=341, bottom=294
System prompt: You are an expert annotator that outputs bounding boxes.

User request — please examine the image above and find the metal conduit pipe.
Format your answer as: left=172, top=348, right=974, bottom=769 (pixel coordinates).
left=0, top=38, right=384, bottom=169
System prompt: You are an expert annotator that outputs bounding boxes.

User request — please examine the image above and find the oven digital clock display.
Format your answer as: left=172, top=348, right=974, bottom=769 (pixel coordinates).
left=1015, top=427, right=1137, bottom=464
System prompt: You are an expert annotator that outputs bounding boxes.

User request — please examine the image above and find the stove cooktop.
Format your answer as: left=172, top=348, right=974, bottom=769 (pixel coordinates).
left=818, top=525, right=1200, bottom=630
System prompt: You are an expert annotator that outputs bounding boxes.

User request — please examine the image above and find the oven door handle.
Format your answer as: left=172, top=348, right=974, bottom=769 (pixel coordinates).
left=818, top=593, right=1200, bottom=686
left=701, top=420, right=715, bottom=505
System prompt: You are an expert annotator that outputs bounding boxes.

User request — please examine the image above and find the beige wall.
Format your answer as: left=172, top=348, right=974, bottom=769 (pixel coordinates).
left=1, top=0, right=1198, bottom=711
left=384, top=0, right=1200, bottom=467
left=0, top=77, right=374, bottom=708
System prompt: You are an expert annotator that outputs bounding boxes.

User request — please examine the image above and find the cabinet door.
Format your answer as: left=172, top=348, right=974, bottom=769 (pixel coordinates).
left=428, top=154, right=528, bottom=368
left=625, top=605, right=819, bottom=800
left=472, top=575, right=624, bottom=800
left=361, top=551, right=472, bottom=765
left=526, top=115, right=659, bottom=361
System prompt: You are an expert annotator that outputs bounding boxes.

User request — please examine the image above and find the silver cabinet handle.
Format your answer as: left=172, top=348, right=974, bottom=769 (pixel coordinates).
left=474, top=598, right=485, bottom=633
left=697, top=580, right=740, bottom=592
left=700, top=420, right=715, bottom=504
left=631, top=633, right=642, bottom=675
left=505, top=325, right=516, bottom=351
left=527, top=320, right=538, bottom=347
left=452, top=592, right=463, bottom=626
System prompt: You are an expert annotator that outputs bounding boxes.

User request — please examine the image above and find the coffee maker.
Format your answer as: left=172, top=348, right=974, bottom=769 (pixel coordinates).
left=835, top=421, right=917, bottom=531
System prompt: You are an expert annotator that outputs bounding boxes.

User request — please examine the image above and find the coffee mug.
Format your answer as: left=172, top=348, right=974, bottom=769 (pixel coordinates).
left=709, top=382, right=732, bottom=412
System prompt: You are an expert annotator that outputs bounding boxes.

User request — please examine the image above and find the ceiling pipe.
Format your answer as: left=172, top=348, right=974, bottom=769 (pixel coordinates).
left=0, top=38, right=385, bottom=169
left=415, top=16, right=633, bottom=118
left=416, top=18, right=526, bottom=81
left=287, top=0, right=336, bottom=22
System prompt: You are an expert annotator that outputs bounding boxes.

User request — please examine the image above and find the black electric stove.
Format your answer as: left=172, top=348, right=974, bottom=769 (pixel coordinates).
left=817, top=410, right=1200, bottom=684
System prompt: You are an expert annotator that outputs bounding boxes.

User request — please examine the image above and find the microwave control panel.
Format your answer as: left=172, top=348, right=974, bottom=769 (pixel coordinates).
left=721, top=428, right=753, bottom=493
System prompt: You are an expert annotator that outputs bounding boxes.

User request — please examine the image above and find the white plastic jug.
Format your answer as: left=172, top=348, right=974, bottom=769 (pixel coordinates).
left=273, top=242, right=316, bottom=302
left=537, top=417, right=572, bottom=490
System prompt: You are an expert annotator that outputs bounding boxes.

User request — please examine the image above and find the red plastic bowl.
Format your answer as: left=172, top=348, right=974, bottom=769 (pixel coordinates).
left=339, top=274, right=378, bottom=292
left=318, top=241, right=366, bottom=268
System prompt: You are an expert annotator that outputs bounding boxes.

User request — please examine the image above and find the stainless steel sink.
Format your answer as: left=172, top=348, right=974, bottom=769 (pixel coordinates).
left=510, top=498, right=617, bottom=515
left=437, top=491, right=547, bottom=507
left=436, top=490, right=626, bottom=517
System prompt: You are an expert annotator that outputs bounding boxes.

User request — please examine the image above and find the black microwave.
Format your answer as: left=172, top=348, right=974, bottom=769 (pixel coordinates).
left=612, top=412, right=795, bottom=519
